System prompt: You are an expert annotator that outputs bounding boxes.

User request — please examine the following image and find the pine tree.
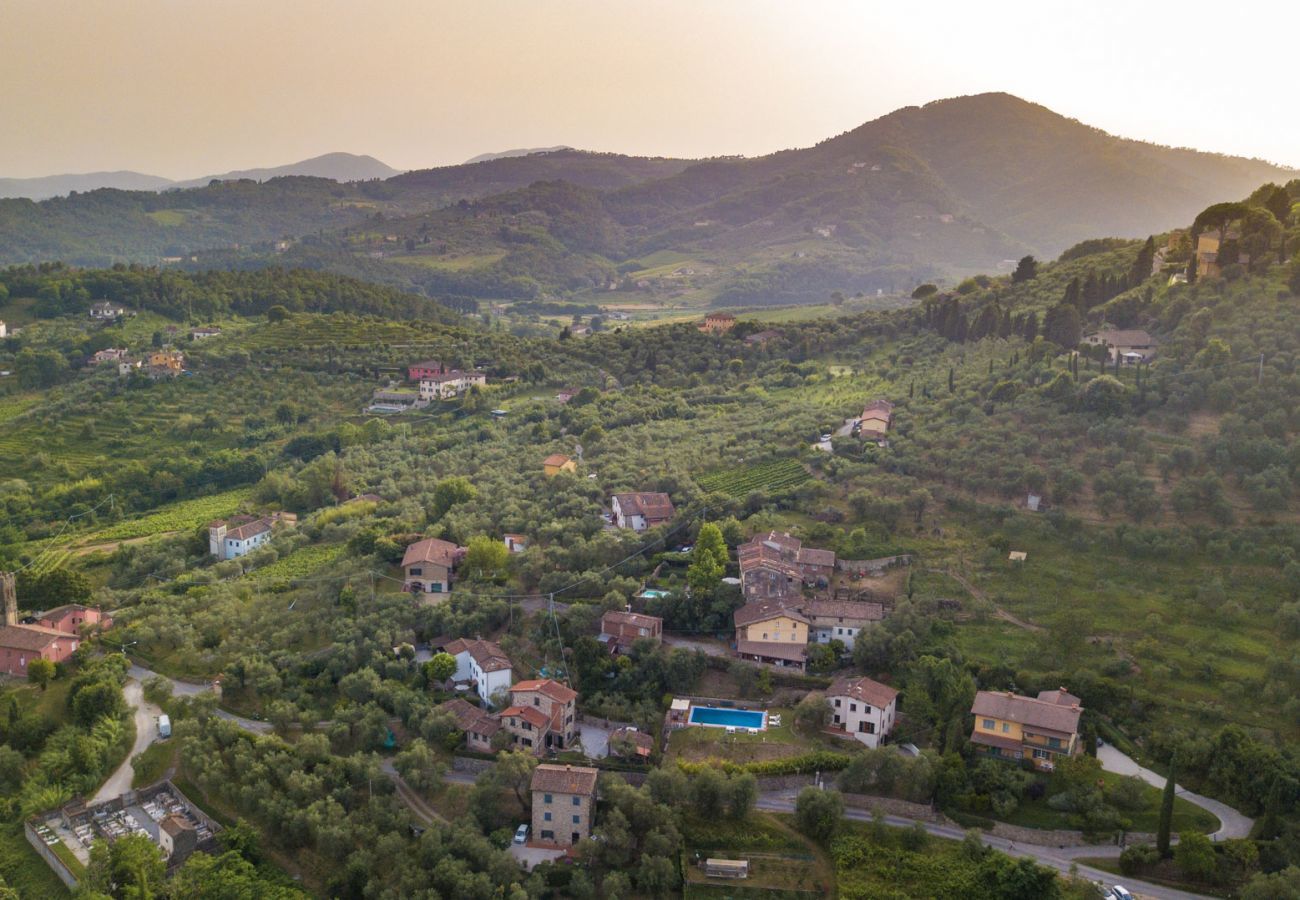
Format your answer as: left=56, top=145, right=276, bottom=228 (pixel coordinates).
left=1157, top=761, right=1177, bottom=858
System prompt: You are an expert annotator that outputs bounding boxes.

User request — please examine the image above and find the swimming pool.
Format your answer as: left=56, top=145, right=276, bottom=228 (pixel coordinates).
left=687, top=706, right=766, bottom=729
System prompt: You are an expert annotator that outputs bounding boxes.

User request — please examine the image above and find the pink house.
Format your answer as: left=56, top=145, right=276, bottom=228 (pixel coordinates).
left=408, top=360, right=448, bottom=381
left=38, top=604, right=111, bottom=635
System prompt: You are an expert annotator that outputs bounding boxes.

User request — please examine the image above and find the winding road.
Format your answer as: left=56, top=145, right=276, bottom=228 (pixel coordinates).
left=110, top=664, right=1248, bottom=897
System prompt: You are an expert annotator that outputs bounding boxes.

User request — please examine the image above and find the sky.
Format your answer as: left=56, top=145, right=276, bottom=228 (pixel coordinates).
left=1, top=0, right=1297, bottom=179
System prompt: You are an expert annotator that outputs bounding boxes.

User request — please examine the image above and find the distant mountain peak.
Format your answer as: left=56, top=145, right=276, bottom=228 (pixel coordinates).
left=463, top=146, right=573, bottom=165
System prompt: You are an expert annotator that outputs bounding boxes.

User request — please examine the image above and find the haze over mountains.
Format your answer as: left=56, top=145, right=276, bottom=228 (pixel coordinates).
left=0, top=94, right=1293, bottom=300
left=0, top=152, right=399, bottom=200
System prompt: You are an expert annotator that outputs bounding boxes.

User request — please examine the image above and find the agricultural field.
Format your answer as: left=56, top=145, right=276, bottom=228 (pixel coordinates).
left=79, top=487, right=254, bottom=544
left=697, top=458, right=813, bottom=499
left=246, top=543, right=346, bottom=583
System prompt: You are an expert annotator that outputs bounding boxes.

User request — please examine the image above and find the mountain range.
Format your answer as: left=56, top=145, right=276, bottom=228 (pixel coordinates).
left=0, top=152, right=399, bottom=200
left=0, top=94, right=1293, bottom=303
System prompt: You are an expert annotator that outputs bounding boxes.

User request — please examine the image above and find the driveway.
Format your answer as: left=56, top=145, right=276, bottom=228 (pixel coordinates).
left=756, top=791, right=1214, bottom=900
left=1098, top=743, right=1252, bottom=840
left=576, top=722, right=612, bottom=759
left=508, top=843, right=567, bottom=871
left=93, top=677, right=161, bottom=802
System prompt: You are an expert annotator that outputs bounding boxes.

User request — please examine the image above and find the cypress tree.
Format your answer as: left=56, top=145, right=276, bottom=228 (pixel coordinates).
left=948, top=368, right=955, bottom=393
left=1157, top=761, right=1177, bottom=857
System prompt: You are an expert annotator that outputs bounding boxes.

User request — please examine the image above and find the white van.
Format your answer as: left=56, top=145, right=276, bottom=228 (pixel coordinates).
left=158, top=714, right=171, bottom=739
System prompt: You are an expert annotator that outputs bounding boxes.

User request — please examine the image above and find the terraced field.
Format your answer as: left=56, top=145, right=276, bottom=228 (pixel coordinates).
left=81, top=488, right=253, bottom=543
left=697, top=458, right=812, bottom=498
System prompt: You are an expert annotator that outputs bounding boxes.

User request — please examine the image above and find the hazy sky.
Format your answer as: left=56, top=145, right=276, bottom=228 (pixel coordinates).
left=2, top=0, right=1297, bottom=178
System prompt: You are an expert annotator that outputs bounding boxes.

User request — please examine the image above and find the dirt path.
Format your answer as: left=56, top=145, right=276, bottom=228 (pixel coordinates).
left=71, top=533, right=179, bottom=556
left=380, top=759, right=448, bottom=825
left=931, top=567, right=1045, bottom=633
left=93, top=678, right=161, bottom=802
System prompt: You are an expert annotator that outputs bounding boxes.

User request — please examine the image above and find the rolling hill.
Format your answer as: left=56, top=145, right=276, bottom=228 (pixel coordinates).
left=0, top=94, right=1292, bottom=304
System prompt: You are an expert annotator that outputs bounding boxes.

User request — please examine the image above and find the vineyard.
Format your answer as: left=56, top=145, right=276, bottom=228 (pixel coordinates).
left=80, top=488, right=254, bottom=544
left=697, top=458, right=812, bottom=498
left=246, top=543, right=346, bottom=584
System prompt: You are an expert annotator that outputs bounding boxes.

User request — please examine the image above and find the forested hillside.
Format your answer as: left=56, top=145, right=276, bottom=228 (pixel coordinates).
left=1, top=95, right=1291, bottom=310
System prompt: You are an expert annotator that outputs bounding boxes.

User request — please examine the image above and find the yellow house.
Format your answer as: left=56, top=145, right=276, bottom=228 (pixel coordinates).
left=970, top=688, right=1082, bottom=771
left=733, top=600, right=809, bottom=670
left=542, top=454, right=577, bottom=477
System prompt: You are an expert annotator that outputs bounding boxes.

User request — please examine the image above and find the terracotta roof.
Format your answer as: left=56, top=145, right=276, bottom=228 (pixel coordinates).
left=401, top=537, right=460, bottom=569
left=971, top=690, right=1082, bottom=735
left=1036, top=688, right=1082, bottom=707
left=1089, top=329, right=1154, bottom=347
left=796, top=548, right=836, bottom=568
left=510, top=678, right=578, bottom=704
left=531, top=764, right=598, bottom=796
left=827, top=676, right=899, bottom=708
left=601, top=610, right=662, bottom=632
left=444, top=638, right=512, bottom=673
left=225, top=519, right=272, bottom=541
left=745, top=329, right=782, bottom=344
left=38, top=603, right=97, bottom=621
left=862, top=399, right=895, bottom=414
left=543, top=454, right=572, bottom=467
left=0, top=625, right=66, bottom=652
left=803, top=600, right=886, bottom=623
left=439, top=699, right=501, bottom=735
left=160, top=814, right=193, bottom=837
left=501, top=705, right=550, bottom=729
left=969, top=730, right=1025, bottom=753
left=736, top=639, right=806, bottom=663
left=612, top=492, right=675, bottom=521
left=734, top=599, right=809, bottom=627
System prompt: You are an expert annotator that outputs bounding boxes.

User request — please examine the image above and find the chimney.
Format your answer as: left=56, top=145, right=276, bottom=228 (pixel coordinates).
left=1, top=572, right=16, bottom=627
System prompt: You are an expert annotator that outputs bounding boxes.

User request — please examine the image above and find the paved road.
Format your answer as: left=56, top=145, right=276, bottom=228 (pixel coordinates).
left=128, top=664, right=273, bottom=734
left=1098, top=743, right=1252, bottom=840
left=756, top=792, right=1211, bottom=900
left=93, top=678, right=161, bottom=802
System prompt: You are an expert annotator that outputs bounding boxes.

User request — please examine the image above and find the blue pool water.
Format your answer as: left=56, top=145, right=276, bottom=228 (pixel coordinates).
left=688, top=706, right=766, bottom=729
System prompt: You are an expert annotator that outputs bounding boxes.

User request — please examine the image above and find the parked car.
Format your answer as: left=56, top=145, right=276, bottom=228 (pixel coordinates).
left=513, top=824, right=529, bottom=844
left=820, top=433, right=833, bottom=442
left=1110, top=887, right=1134, bottom=900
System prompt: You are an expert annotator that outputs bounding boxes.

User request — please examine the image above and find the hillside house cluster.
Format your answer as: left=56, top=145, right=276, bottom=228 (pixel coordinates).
left=208, top=513, right=296, bottom=560
left=598, top=609, right=663, bottom=653
left=610, top=492, right=675, bottom=531
left=826, top=675, right=899, bottom=748
left=855, top=399, right=894, bottom=445
left=439, top=677, right=579, bottom=755
left=1082, top=329, right=1157, bottom=364
left=0, top=574, right=110, bottom=677
left=531, top=764, right=598, bottom=847
left=407, top=360, right=487, bottom=400
left=89, top=301, right=126, bottom=320
left=733, top=532, right=887, bottom=669
left=543, top=454, right=577, bottom=477
left=441, top=637, right=513, bottom=707
left=401, top=537, right=466, bottom=596
left=970, top=688, right=1083, bottom=771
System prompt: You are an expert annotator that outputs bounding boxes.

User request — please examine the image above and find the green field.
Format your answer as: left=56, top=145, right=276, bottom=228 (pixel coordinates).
left=146, top=209, right=187, bottom=227
left=698, top=458, right=813, bottom=498
left=247, top=543, right=346, bottom=582
left=83, top=487, right=254, bottom=543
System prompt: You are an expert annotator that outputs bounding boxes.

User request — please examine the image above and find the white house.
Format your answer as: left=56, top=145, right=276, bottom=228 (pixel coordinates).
left=89, top=301, right=126, bottom=320
left=418, top=370, right=487, bottom=401
left=442, top=638, right=513, bottom=707
left=503, top=534, right=529, bottom=554
left=0, top=320, right=6, bottom=338
left=208, top=513, right=295, bottom=560
left=826, top=675, right=899, bottom=749
left=610, top=492, right=675, bottom=532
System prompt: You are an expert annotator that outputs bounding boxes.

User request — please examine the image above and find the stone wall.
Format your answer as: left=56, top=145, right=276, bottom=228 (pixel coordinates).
left=840, top=792, right=941, bottom=822
left=24, top=821, right=79, bottom=889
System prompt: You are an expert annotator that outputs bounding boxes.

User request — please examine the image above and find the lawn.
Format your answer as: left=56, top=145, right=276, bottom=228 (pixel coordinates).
left=131, top=741, right=177, bottom=789
left=996, top=770, right=1218, bottom=834
left=0, top=822, right=71, bottom=898
left=666, top=708, right=852, bottom=764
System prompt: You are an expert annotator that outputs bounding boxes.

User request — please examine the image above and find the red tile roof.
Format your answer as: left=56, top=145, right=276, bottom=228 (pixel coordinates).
left=969, top=730, right=1025, bottom=753
left=0, top=624, right=66, bottom=652
left=225, top=519, right=272, bottom=541
left=510, top=678, right=578, bottom=704
left=600, top=610, right=662, bottom=632
left=734, top=599, right=809, bottom=627
left=612, top=492, right=675, bottom=521
left=401, top=538, right=460, bottom=569
left=827, top=676, right=899, bottom=708
left=971, top=690, right=1082, bottom=735
left=501, top=705, right=550, bottom=729
left=444, top=638, right=512, bottom=673
left=543, top=454, right=573, bottom=467
left=531, top=764, right=598, bottom=796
